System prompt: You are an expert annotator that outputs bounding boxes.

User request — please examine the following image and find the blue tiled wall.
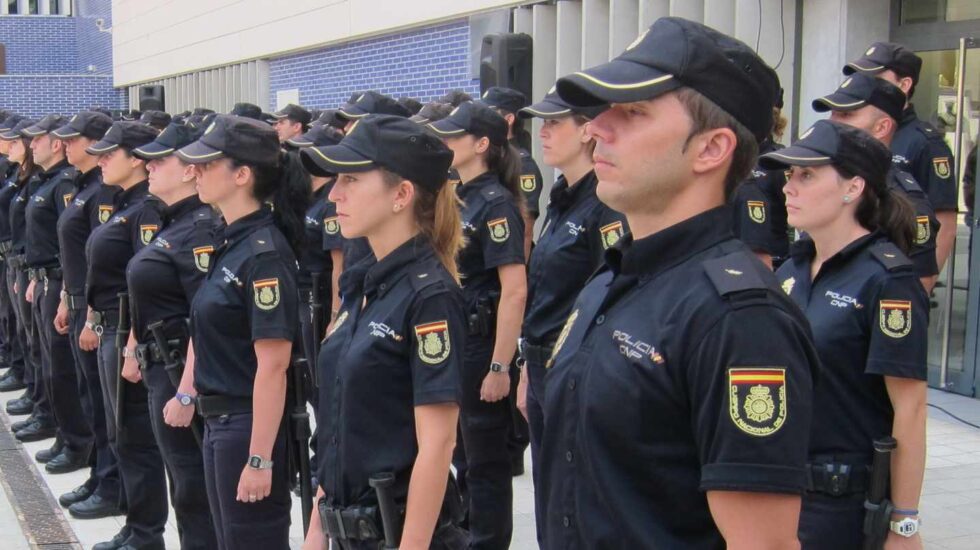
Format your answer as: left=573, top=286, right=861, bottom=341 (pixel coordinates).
left=0, top=76, right=125, bottom=118
left=75, top=0, right=114, bottom=74
left=269, top=20, right=480, bottom=109
left=0, top=16, right=77, bottom=74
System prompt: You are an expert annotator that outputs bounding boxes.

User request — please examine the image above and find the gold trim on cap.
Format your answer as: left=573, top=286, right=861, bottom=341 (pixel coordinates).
left=133, top=146, right=175, bottom=157
left=52, top=129, right=81, bottom=138
left=307, top=147, right=373, bottom=167
left=426, top=124, right=465, bottom=136
left=521, top=107, right=572, bottom=117
left=847, top=61, right=885, bottom=72
left=337, top=109, right=368, bottom=119
left=21, top=128, right=46, bottom=137
left=569, top=71, right=674, bottom=90
left=767, top=152, right=831, bottom=162
left=86, top=143, right=120, bottom=153
left=817, top=97, right=865, bottom=108
left=177, top=149, right=224, bottom=160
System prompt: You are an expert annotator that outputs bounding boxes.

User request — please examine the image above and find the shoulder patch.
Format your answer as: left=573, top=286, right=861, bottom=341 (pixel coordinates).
left=703, top=253, right=768, bottom=297
left=249, top=227, right=277, bottom=256
left=869, top=242, right=913, bottom=272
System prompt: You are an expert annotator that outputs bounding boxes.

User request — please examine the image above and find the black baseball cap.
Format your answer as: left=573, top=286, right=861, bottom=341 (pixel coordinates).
left=140, top=110, right=172, bottom=130
left=397, top=97, right=423, bottom=116
left=177, top=114, right=280, bottom=166
left=317, top=109, right=346, bottom=130
left=480, top=87, right=528, bottom=114
left=230, top=102, right=264, bottom=121
left=88, top=107, right=112, bottom=117
left=843, top=42, right=922, bottom=83
left=427, top=102, right=508, bottom=146
left=133, top=123, right=201, bottom=160
left=758, top=120, right=891, bottom=196
left=192, top=108, right=215, bottom=117
left=86, top=121, right=159, bottom=155
left=22, top=115, right=68, bottom=137
left=272, top=104, right=312, bottom=125
left=52, top=111, right=114, bottom=140
left=300, top=114, right=453, bottom=191
left=119, top=110, right=142, bottom=122
left=556, top=17, right=778, bottom=142
left=286, top=123, right=343, bottom=148
left=0, top=110, right=12, bottom=124
left=519, top=88, right=607, bottom=120
left=409, top=102, right=454, bottom=124
left=0, top=119, right=36, bottom=140
left=812, top=73, right=906, bottom=122
left=0, top=114, right=24, bottom=133
left=337, top=91, right=411, bottom=120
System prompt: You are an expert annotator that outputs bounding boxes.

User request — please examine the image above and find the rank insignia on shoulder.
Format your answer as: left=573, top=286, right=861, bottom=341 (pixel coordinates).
left=915, top=216, right=930, bottom=245
left=415, top=320, right=451, bottom=365
left=323, top=216, right=340, bottom=235
left=193, top=245, right=214, bottom=273
left=547, top=309, right=579, bottom=369
left=487, top=217, right=510, bottom=243
left=63, top=193, right=73, bottom=207
left=98, top=205, right=113, bottom=224
left=139, top=224, right=158, bottom=245
left=933, top=157, right=950, bottom=179
left=520, top=175, right=537, bottom=193
left=747, top=200, right=766, bottom=224
left=728, top=368, right=787, bottom=437
left=879, top=300, right=912, bottom=338
left=599, top=221, right=624, bottom=249
left=781, top=277, right=795, bottom=295
left=253, top=278, right=281, bottom=311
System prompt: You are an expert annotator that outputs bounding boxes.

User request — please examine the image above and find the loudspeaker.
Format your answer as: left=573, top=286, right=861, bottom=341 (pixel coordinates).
left=480, top=33, right=532, bottom=101
left=138, top=85, right=165, bottom=112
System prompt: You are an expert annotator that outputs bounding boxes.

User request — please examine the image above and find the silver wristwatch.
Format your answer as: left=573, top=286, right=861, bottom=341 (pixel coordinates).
left=247, top=454, right=274, bottom=470
left=889, top=516, right=919, bottom=537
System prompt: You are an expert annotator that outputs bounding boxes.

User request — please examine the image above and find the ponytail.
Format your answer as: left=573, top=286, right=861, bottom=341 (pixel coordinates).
left=16, top=138, right=37, bottom=185
left=485, top=142, right=526, bottom=214
left=843, top=166, right=916, bottom=254
left=510, top=115, right=533, bottom=152
left=232, top=151, right=311, bottom=254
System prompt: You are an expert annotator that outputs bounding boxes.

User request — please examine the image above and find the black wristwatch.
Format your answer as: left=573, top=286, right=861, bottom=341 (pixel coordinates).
left=489, top=361, right=509, bottom=373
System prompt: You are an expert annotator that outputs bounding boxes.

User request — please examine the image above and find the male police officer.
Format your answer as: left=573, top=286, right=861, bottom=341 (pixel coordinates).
left=270, top=103, right=312, bottom=144
left=539, top=17, right=819, bottom=548
left=845, top=42, right=957, bottom=274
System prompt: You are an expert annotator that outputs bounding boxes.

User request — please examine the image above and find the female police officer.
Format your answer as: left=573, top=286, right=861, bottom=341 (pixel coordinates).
left=299, top=114, right=466, bottom=550
left=84, top=120, right=167, bottom=549
left=428, top=101, right=526, bottom=550
left=765, top=120, right=927, bottom=549
left=176, top=114, right=309, bottom=550
left=126, top=122, right=219, bottom=549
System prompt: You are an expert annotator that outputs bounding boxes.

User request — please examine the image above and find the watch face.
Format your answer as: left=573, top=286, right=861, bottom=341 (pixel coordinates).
left=249, top=456, right=260, bottom=468
left=179, top=395, right=192, bottom=406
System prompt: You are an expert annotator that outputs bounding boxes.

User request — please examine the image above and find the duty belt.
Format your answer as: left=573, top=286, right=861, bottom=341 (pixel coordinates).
left=90, top=309, right=120, bottom=334
left=519, top=339, right=556, bottom=367
left=806, top=461, right=871, bottom=497
left=7, top=254, right=26, bottom=270
left=30, top=266, right=63, bottom=282
left=134, top=338, right=184, bottom=368
left=318, top=500, right=385, bottom=543
left=298, top=288, right=313, bottom=304
left=66, top=294, right=86, bottom=311
left=196, top=395, right=252, bottom=418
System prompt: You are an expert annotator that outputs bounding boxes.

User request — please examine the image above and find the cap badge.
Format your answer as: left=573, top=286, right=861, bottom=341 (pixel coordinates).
left=626, top=30, right=649, bottom=52
left=800, top=126, right=816, bottom=140
left=347, top=120, right=360, bottom=135
left=781, top=277, right=795, bottom=295
left=70, top=115, right=78, bottom=122
left=841, top=77, right=852, bottom=88
left=866, top=46, right=876, bottom=56
left=204, top=122, right=216, bottom=136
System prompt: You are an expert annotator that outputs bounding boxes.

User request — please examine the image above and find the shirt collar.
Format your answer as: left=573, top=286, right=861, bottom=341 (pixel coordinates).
left=609, top=206, right=734, bottom=278
left=161, top=195, right=205, bottom=227
left=312, top=182, right=330, bottom=201
left=76, top=166, right=102, bottom=191
left=549, top=170, right=598, bottom=212
left=789, top=231, right=882, bottom=272
left=223, top=206, right=274, bottom=246
left=901, top=104, right=918, bottom=126
left=456, top=171, right=497, bottom=201
left=116, top=180, right=150, bottom=210
left=362, top=234, right=435, bottom=299
left=39, top=159, right=70, bottom=181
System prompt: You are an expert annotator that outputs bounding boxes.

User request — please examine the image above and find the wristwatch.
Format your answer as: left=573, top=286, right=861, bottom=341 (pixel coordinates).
left=489, top=361, right=509, bottom=373
left=889, top=516, right=920, bottom=537
left=175, top=392, right=195, bottom=406
left=247, top=455, right=274, bottom=470
left=122, top=348, right=136, bottom=359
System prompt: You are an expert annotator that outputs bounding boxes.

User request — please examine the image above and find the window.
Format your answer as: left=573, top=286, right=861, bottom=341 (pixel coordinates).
left=48, top=0, right=59, bottom=15
left=27, top=0, right=38, bottom=15
left=6, top=0, right=16, bottom=14
left=901, top=0, right=980, bottom=24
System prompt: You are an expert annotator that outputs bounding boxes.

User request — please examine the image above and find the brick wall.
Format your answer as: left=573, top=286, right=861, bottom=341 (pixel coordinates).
left=0, top=76, right=126, bottom=117
left=0, top=16, right=77, bottom=74
left=269, top=19, right=480, bottom=110
left=74, top=0, right=113, bottom=75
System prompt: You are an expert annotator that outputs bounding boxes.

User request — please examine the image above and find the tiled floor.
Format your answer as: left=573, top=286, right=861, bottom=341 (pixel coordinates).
left=5, top=386, right=980, bottom=548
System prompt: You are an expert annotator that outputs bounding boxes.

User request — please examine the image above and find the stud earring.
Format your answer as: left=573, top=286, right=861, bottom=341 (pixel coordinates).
left=843, top=196, right=852, bottom=203
left=393, top=204, right=402, bottom=212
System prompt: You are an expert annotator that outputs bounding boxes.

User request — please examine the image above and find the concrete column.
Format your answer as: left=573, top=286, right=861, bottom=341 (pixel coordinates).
left=609, top=0, right=640, bottom=58
left=556, top=0, right=583, bottom=77
left=513, top=5, right=533, bottom=35
left=670, top=0, right=704, bottom=23
left=582, top=0, right=611, bottom=66
left=639, top=0, right=669, bottom=31
left=532, top=3, right=558, bottom=210
left=704, top=0, right=735, bottom=36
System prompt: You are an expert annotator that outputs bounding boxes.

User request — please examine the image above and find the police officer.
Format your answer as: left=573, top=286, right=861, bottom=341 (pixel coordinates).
left=540, top=18, right=819, bottom=548
left=408, top=101, right=454, bottom=125
left=764, top=120, right=927, bottom=549
left=428, top=101, right=527, bottom=549
left=23, top=114, right=96, bottom=474
left=845, top=42, right=957, bottom=273
left=271, top=103, right=313, bottom=144
left=513, top=89, right=624, bottom=540
left=84, top=121, right=167, bottom=549
left=51, top=111, right=124, bottom=516
left=336, top=91, right=411, bottom=133
left=0, top=114, right=28, bottom=401
left=230, top=103, right=265, bottom=121
left=177, top=115, right=309, bottom=550
left=813, top=72, right=941, bottom=291
left=127, top=123, right=219, bottom=549
left=139, top=111, right=172, bottom=131
left=3, top=118, right=55, bottom=443
left=298, top=114, right=467, bottom=550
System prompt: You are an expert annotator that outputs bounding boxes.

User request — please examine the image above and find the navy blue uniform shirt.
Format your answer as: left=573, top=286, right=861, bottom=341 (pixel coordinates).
left=9, top=170, right=42, bottom=255
left=456, top=172, right=525, bottom=306
left=316, top=236, right=464, bottom=506
left=25, top=159, right=75, bottom=268
left=892, top=105, right=957, bottom=211
left=731, top=141, right=790, bottom=260
left=56, top=167, right=119, bottom=296
left=191, top=207, right=298, bottom=398
left=299, top=183, right=333, bottom=288
left=522, top=170, right=626, bottom=344
left=85, top=180, right=161, bottom=313
left=889, top=167, right=939, bottom=278
left=127, top=195, right=218, bottom=344
left=0, top=167, right=22, bottom=243
left=516, top=145, right=544, bottom=218
left=540, top=206, right=818, bottom=549
left=777, top=234, right=927, bottom=463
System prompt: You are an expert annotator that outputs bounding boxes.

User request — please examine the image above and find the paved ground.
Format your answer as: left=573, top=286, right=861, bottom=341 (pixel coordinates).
left=2, top=386, right=980, bottom=548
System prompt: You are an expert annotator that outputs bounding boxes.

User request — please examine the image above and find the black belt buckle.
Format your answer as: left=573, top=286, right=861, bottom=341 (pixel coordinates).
left=817, top=463, right=851, bottom=497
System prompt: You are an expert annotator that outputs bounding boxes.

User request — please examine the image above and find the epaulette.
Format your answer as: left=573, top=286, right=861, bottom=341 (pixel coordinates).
left=480, top=184, right=507, bottom=204
left=408, top=262, right=446, bottom=294
left=890, top=169, right=924, bottom=195
left=869, top=241, right=913, bottom=272
left=249, top=227, right=277, bottom=256
left=703, top=252, right=769, bottom=297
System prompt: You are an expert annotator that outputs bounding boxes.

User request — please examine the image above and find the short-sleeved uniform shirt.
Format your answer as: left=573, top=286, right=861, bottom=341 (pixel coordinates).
left=776, top=234, right=927, bottom=462
left=516, top=144, right=544, bottom=219
left=298, top=183, right=333, bottom=289
left=25, top=160, right=76, bottom=269
left=85, top=181, right=161, bottom=313
left=56, top=167, right=120, bottom=296
left=522, top=170, right=626, bottom=346
left=731, top=141, right=790, bottom=260
left=318, top=183, right=373, bottom=278
left=892, top=105, right=957, bottom=211
left=888, top=167, right=939, bottom=278
left=0, top=167, right=22, bottom=244
left=191, top=208, right=298, bottom=398
left=456, top=172, right=525, bottom=307
left=316, top=236, right=464, bottom=507
left=127, top=195, right=218, bottom=344
left=9, top=169, right=42, bottom=256
left=540, top=206, right=818, bottom=549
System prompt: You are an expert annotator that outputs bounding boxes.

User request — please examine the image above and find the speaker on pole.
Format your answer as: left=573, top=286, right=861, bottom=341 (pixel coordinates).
left=480, top=33, right=532, bottom=101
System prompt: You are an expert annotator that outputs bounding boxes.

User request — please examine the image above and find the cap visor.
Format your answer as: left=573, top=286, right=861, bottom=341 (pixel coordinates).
left=556, top=59, right=679, bottom=106
left=175, top=141, right=225, bottom=164
left=0, top=131, right=20, bottom=140
left=759, top=146, right=833, bottom=170
left=518, top=99, right=573, bottom=120
left=336, top=107, right=368, bottom=120
left=300, top=144, right=375, bottom=177
left=132, top=141, right=176, bottom=160
left=271, top=112, right=289, bottom=119
left=427, top=119, right=467, bottom=137
left=844, top=60, right=886, bottom=75
left=408, top=115, right=430, bottom=124
left=285, top=137, right=314, bottom=148
left=85, top=140, right=120, bottom=155
left=51, top=126, right=81, bottom=139
left=812, top=93, right=866, bottom=113
left=21, top=127, right=47, bottom=137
